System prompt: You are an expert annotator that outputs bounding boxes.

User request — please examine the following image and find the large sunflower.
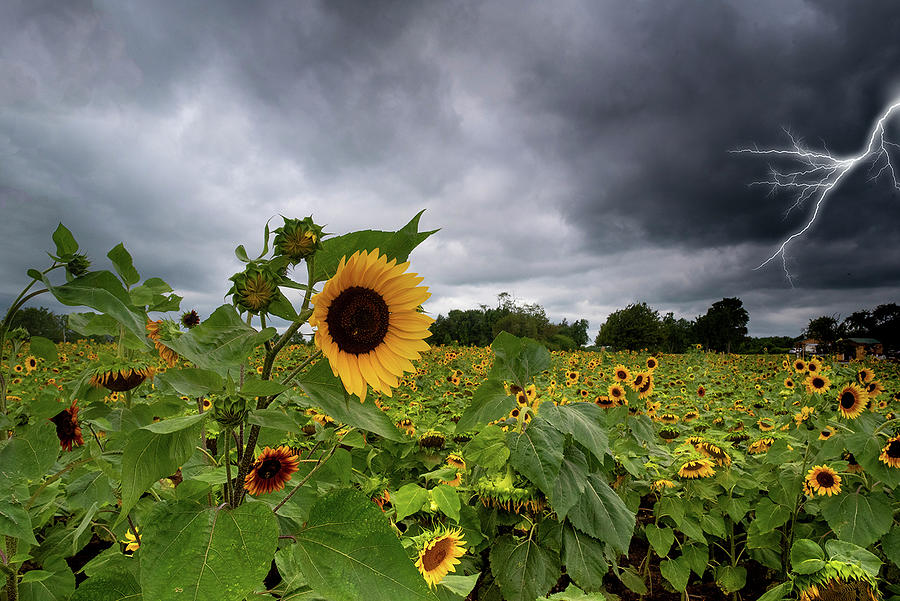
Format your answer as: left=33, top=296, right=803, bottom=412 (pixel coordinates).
left=805, top=374, right=831, bottom=395
left=244, top=446, right=300, bottom=496
left=836, top=384, right=868, bottom=419
left=805, top=465, right=841, bottom=496
left=309, top=249, right=432, bottom=402
left=879, top=435, right=900, bottom=469
left=415, top=528, right=466, bottom=588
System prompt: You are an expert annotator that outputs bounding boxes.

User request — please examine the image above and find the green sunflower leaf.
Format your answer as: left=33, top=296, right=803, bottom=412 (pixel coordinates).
left=489, top=534, right=559, bottom=601
left=0, top=421, right=59, bottom=482
left=156, top=368, right=223, bottom=397
left=28, top=336, right=57, bottom=362
left=162, top=304, right=276, bottom=374
left=507, top=417, right=564, bottom=496
left=644, top=524, right=674, bottom=558
left=566, top=473, right=635, bottom=554
left=883, top=526, right=900, bottom=569
left=118, top=415, right=204, bottom=520
left=539, top=403, right=609, bottom=461
left=293, top=361, right=403, bottom=441
left=107, top=243, right=140, bottom=287
left=52, top=223, right=79, bottom=257
left=455, top=377, right=515, bottom=432
left=715, top=565, right=747, bottom=594
left=790, top=539, right=825, bottom=574
left=19, top=556, right=75, bottom=601
left=489, top=331, right=551, bottom=389
left=660, top=555, right=691, bottom=592
left=140, top=501, right=278, bottom=601
left=463, top=425, right=509, bottom=470
left=562, top=525, right=608, bottom=592
left=292, top=488, right=438, bottom=601
left=821, top=490, right=893, bottom=548
left=312, top=210, right=437, bottom=283
left=70, top=570, right=142, bottom=601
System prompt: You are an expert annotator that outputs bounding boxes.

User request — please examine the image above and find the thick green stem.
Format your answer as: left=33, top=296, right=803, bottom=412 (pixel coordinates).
left=224, top=429, right=233, bottom=506
left=4, top=536, right=17, bottom=601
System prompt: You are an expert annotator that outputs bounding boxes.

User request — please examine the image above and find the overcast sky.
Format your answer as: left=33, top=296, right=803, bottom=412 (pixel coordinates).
left=2, top=0, right=900, bottom=341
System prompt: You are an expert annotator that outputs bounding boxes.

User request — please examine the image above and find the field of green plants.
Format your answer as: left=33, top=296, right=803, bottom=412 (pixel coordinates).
left=1, top=216, right=899, bottom=601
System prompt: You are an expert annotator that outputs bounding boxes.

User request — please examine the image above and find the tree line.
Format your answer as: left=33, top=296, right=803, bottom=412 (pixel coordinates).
left=803, top=303, right=899, bottom=354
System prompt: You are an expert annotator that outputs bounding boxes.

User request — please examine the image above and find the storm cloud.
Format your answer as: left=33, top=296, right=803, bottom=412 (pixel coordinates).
left=1, top=0, right=898, bottom=339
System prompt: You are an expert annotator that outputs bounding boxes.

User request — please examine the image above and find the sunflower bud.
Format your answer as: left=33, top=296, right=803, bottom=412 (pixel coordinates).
left=66, top=253, right=91, bottom=277
left=229, top=263, right=280, bottom=314
left=273, top=216, right=323, bottom=263
left=212, top=394, right=248, bottom=427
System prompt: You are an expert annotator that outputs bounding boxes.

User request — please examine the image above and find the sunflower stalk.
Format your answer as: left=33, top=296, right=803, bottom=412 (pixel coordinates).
left=223, top=427, right=234, bottom=506
left=4, top=536, right=16, bottom=601
left=25, top=457, right=94, bottom=510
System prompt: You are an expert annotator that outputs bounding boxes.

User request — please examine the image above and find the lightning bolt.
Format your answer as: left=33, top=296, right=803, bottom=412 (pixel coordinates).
left=733, top=97, right=900, bottom=286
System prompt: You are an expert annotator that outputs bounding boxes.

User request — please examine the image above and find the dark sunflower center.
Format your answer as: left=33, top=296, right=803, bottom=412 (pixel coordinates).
left=422, top=540, right=450, bottom=571
left=888, top=440, right=900, bottom=458
left=816, top=471, right=835, bottom=488
left=51, top=410, right=77, bottom=439
left=840, top=391, right=857, bottom=409
left=813, top=378, right=825, bottom=388
left=617, top=370, right=626, bottom=379
left=258, top=458, right=283, bottom=480
left=326, top=286, right=390, bottom=354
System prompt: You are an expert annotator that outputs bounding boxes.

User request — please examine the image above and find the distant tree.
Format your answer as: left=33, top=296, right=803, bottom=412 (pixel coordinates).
left=842, top=310, right=875, bottom=337
left=595, top=302, right=662, bottom=351
left=694, top=297, right=749, bottom=353
left=557, top=318, right=589, bottom=348
left=872, top=303, right=900, bottom=351
left=739, top=336, right=795, bottom=354
left=659, top=312, right=693, bottom=353
left=804, top=315, right=843, bottom=354
left=7, top=307, right=75, bottom=343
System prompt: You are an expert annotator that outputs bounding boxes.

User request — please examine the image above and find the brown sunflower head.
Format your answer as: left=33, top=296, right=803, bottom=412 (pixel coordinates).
left=181, top=310, right=201, bottom=328
left=244, top=446, right=300, bottom=496
left=50, top=401, right=84, bottom=451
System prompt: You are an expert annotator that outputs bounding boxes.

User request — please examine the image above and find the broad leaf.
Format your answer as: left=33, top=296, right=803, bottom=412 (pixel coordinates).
left=0, top=421, right=59, bottom=482
left=52, top=223, right=79, bottom=257
left=392, top=483, right=429, bottom=521
left=489, top=535, right=559, bottom=601
left=294, top=361, right=402, bottom=441
left=645, top=524, right=674, bottom=558
left=822, top=490, right=893, bottom=548
left=29, top=336, right=57, bottom=362
left=562, top=525, right=607, bottom=592
left=140, top=501, right=277, bottom=601
left=156, top=368, right=223, bottom=397
left=551, top=446, right=588, bottom=520
left=507, top=418, right=563, bottom=496
left=715, top=565, right=747, bottom=594
left=566, top=473, right=635, bottom=554
left=0, top=500, right=38, bottom=544
left=539, top=403, right=609, bottom=460
left=463, top=426, right=509, bottom=470
left=312, top=211, right=437, bottom=284
left=70, top=570, right=142, bottom=601
left=107, top=243, right=140, bottom=286
left=119, top=415, right=205, bottom=518
left=824, top=539, right=882, bottom=577
left=292, top=489, right=438, bottom=601
left=489, top=332, right=550, bottom=389
left=431, top=485, right=461, bottom=522
left=19, top=556, right=74, bottom=601
left=162, top=305, right=276, bottom=374
left=660, top=555, right=691, bottom=592
left=790, top=539, right=825, bottom=574
left=456, top=378, right=515, bottom=432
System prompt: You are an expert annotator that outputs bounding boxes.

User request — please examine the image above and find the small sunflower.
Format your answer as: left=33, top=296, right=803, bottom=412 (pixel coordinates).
left=879, top=434, right=900, bottom=468
left=806, top=358, right=821, bottom=374
left=651, top=479, right=676, bottom=491
left=594, top=395, right=616, bottom=408
left=415, top=528, right=467, bottom=588
left=646, top=356, right=658, bottom=370
left=25, top=356, right=38, bottom=372
left=784, top=377, right=795, bottom=389
left=836, top=384, right=868, bottom=419
left=49, top=401, right=84, bottom=451
left=244, top=446, right=300, bottom=496
left=122, top=528, right=141, bottom=554
left=446, top=453, right=466, bottom=470
left=698, top=442, right=731, bottom=466
left=146, top=319, right=179, bottom=367
left=181, top=310, right=201, bottom=328
left=309, top=249, right=432, bottom=403
left=805, top=374, right=831, bottom=395
left=818, top=426, right=835, bottom=441
left=697, top=385, right=706, bottom=397
left=637, top=374, right=654, bottom=399
left=805, top=465, right=841, bottom=496
left=678, top=458, right=715, bottom=479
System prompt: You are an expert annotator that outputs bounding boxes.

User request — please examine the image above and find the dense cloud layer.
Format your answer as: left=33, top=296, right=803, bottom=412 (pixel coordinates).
left=1, top=0, right=898, bottom=339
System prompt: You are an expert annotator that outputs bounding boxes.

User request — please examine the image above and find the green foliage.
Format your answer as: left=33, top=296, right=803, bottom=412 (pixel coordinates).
left=594, top=302, right=661, bottom=351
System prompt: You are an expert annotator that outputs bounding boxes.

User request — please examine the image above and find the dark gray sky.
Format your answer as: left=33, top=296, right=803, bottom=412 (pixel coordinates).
left=2, top=0, right=899, bottom=339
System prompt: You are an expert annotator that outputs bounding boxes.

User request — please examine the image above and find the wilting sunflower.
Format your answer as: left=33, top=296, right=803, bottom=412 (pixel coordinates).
left=146, top=319, right=179, bottom=367
left=747, top=437, right=775, bottom=454
left=309, top=249, right=432, bottom=403
left=757, top=418, right=774, bottom=432
left=678, top=458, right=715, bottom=479
left=805, top=374, right=831, bottom=395
left=415, top=528, right=466, bottom=588
left=613, top=364, right=631, bottom=382
left=88, top=357, right=155, bottom=392
left=797, top=561, right=880, bottom=601
left=805, top=465, right=841, bottom=496
left=879, top=435, right=900, bottom=468
left=699, top=442, right=731, bottom=466
left=244, top=446, right=300, bottom=496
left=419, top=430, right=446, bottom=449
left=651, top=479, right=676, bottom=491
left=50, top=401, right=84, bottom=451
left=836, top=384, right=868, bottom=419
left=446, top=453, right=466, bottom=470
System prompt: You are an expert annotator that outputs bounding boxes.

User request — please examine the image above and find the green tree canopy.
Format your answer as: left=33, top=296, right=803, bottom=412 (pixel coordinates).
left=694, top=297, right=749, bottom=353
left=594, top=302, right=661, bottom=351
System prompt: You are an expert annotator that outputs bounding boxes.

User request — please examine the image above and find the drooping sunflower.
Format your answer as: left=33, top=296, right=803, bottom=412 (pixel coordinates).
left=805, top=374, right=831, bottom=395
left=50, top=401, right=84, bottom=451
left=309, top=249, right=432, bottom=403
left=836, top=384, right=868, bottom=419
left=797, top=561, right=880, bottom=601
left=698, top=442, right=732, bottom=466
left=818, top=426, right=835, bottom=441
left=88, top=357, right=156, bottom=392
left=244, top=446, right=300, bottom=496
left=415, top=528, right=466, bottom=588
left=446, top=453, right=466, bottom=470
left=146, top=319, right=179, bottom=367
left=747, top=437, right=774, bottom=454
left=678, top=458, right=715, bottom=479
left=805, top=465, right=841, bottom=496
left=879, top=434, right=900, bottom=468
left=651, top=479, right=676, bottom=491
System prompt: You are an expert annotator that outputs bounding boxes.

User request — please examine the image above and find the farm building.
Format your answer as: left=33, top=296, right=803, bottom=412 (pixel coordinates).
left=838, top=338, right=884, bottom=360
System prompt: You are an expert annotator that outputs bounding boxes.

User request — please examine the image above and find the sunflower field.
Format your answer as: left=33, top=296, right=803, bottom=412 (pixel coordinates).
left=1, top=217, right=899, bottom=601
